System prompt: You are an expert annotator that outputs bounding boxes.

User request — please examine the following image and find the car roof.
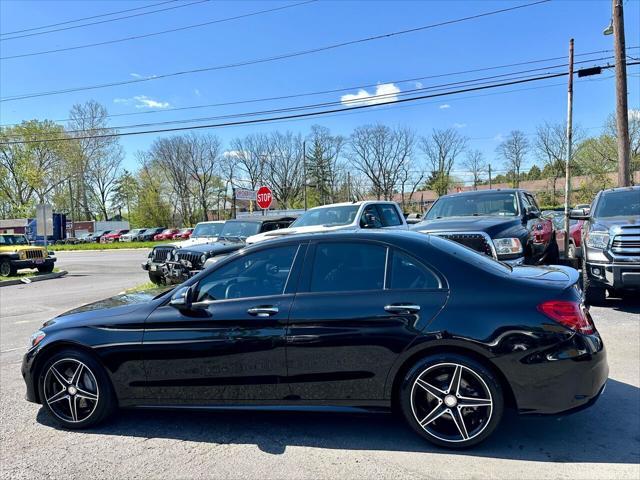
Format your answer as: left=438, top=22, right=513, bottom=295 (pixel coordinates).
left=601, top=185, right=640, bottom=194
left=226, top=216, right=297, bottom=224
left=307, top=200, right=397, bottom=210
left=435, top=189, right=523, bottom=200
left=244, top=228, right=432, bottom=248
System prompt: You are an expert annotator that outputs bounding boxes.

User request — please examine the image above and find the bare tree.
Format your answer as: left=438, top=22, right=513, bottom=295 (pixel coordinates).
left=183, top=133, right=223, bottom=221
left=497, top=130, right=529, bottom=187
left=266, top=131, right=304, bottom=209
left=347, top=124, right=415, bottom=200
left=68, top=101, right=122, bottom=220
left=305, top=125, right=345, bottom=204
left=229, top=133, right=270, bottom=189
left=420, top=128, right=468, bottom=196
left=462, top=149, right=487, bottom=190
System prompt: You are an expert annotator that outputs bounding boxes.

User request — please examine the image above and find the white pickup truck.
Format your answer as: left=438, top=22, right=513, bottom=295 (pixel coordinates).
left=245, top=201, right=408, bottom=245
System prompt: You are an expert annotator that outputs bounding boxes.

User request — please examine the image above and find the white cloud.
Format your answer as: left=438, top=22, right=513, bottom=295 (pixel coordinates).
left=453, top=123, right=467, bottom=129
left=629, top=109, right=640, bottom=121
left=439, top=104, right=450, bottom=109
left=340, top=83, right=401, bottom=106
left=194, top=88, right=201, bottom=97
left=113, top=95, right=170, bottom=109
left=493, top=133, right=505, bottom=142
left=415, top=81, right=423, bottom=89
left=130, top=73, right=142, bottom=78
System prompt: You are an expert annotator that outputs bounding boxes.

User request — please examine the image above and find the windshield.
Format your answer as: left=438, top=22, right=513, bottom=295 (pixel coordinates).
left=0, top=235, right=29, bottom=246
left=291, top=205, right=360, bottom=227
left=426, top=192, right=519, bottom=219
left=220, top=221, right=261, bottom=238
left=594, top=190, right=640, bottom=218
left=192, top=223, right=224, bottom=238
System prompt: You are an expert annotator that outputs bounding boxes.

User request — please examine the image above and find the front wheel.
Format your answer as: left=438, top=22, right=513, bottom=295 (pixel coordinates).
left=38, top=350, right=116, bottom=429
left=37, top=264, right=54, bottom=273
left=398, top=354, right=503, bottom=448
left=0, top=259, right=16, bottom=277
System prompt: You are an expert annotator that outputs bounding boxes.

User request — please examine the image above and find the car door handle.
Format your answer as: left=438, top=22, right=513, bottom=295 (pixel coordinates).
left=247, top=306, right=279, bottom=317
left=384, top=304, right=421, bottom=314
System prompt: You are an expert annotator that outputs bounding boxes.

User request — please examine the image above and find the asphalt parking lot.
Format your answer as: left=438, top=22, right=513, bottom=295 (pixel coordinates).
left=1, top=250, right=638, bottom=479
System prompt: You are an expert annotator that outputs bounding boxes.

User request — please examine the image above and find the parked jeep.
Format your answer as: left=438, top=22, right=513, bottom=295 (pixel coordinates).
left=412, top=189, right=558, bottom=265
left=0, top=234, right=56, bottom=277
left=166, top=216, right=296, bottom=284
left=571, top=186, right=640, bottom=304
left=246, top=201, right=408, bottom=245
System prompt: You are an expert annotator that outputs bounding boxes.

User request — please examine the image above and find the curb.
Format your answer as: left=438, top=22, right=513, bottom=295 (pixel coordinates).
left=0, top=270, right=68, bottom=288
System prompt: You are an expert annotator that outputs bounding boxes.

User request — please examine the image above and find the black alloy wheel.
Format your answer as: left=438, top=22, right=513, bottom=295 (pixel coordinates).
left=399, top=354, right=503, bottom=448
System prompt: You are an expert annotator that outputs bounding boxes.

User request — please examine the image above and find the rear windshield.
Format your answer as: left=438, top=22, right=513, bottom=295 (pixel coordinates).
left=220, top=221, right=261, bottom=238
left=291, top=205, right=360, bottom=227
left=594, top=190, right=640, bottom=218
left=426, top=192, right=519, bottom=219
left=192, top=223, right=223, bottom=237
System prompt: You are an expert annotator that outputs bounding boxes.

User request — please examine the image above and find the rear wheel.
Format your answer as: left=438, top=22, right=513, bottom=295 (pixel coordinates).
left=38, top=349, right=116, bottom=429
left=582, top=258, right=606, bottom=306
left=398, top=354, right=503, bottom=448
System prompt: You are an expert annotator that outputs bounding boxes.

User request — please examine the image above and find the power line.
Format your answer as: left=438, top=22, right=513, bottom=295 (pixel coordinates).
left=0, top=0, right=210, bottom=41
left=0, top=0, right=551, bottom=102
left=0, top=1, right=318, bottom=60
left=0, top=0, right=179, bottom=37
left=7, top=65, right=632, bottom=146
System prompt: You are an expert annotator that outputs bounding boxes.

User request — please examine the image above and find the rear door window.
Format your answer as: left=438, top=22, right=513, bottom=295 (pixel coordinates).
left=388, top=250, right=441, bottom=290
left=310, top=242, right=387, bottom=292
left=378, top=204, right=403, bottom=226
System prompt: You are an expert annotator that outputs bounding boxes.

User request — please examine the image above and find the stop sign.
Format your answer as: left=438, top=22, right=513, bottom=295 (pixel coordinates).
left=256, top=186, right=272, bottom=210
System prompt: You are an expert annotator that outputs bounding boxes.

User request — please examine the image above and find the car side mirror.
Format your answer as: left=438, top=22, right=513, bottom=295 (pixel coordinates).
left=569, top=208, right=589, bottom=220
left=169, top=285, right=194, bottom=309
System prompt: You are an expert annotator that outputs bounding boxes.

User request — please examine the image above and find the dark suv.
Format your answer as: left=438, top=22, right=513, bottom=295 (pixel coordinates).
left=571, top=186, right=640, bottom=304
left=411, top=189, right=557, bottom=265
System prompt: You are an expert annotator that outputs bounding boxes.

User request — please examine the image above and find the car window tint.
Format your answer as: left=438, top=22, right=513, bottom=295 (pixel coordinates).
left=310, top=242, right=386, bottom=292
left=526, top=194, right=540, bottom=212
left=360, top=205, right=384, bottom=228
left=196, top=245, right=298, bottom=301
left=388, top=250, right=440, bottom=290
left=378, top=204, right=403, bottom=226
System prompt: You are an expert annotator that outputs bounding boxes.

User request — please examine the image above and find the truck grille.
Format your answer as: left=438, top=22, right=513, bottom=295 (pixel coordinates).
left=176, top=251, right=202, bottom=269
left=151, top=247, right=172, bottom=262
left=24, top=249, right=44, bottom=259
left=434, top=233, right=495, bottom=258
left=611, top=226, right=640, bottom=256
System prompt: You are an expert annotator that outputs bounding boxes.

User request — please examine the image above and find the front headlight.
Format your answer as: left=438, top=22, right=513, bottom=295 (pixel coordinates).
left=28, top=330, right=46, bottom=350
left=493, top=238, right=523, bottom=255
left=18, top=250, right=26, bottom=260
left=200, top=254, right=207, bottom=264
left=47, top=250, right=55, bottom=257
left=586, top=231, right=609, bottom=250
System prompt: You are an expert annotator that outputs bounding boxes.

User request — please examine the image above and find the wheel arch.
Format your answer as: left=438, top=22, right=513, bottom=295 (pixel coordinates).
left=387, top=344, right=517, bottom=412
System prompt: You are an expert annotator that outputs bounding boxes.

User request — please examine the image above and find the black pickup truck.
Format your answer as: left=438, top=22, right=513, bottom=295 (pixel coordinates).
left=411, top=189, right=558, bottom=265
left=571, top=186, right=640, bottom=304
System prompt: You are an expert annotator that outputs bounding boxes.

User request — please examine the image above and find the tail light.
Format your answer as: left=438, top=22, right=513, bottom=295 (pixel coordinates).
left=537, top=300, right=595, bottom=335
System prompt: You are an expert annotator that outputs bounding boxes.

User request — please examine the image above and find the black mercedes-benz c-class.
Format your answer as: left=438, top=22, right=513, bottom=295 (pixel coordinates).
left=22, top=230, right=607, bottom=448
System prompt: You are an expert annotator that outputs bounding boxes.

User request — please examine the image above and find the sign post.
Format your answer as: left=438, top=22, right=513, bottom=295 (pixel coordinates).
left=256, top=186, right=273, bottom=212
left=36, top=204, right=53, bottom=248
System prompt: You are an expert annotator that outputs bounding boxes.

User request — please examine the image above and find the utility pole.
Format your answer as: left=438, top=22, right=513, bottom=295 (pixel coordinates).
left=302, top=141, right=307, bottom=211
left=563, top=38, right=575, bottom=260
left=611, top=0, right=630, bottom=186
left=488, top=164, right=492, bottom=189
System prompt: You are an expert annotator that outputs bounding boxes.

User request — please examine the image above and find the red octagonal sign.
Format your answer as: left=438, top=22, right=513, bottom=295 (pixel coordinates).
left=256, top=186, right=273, bottom=210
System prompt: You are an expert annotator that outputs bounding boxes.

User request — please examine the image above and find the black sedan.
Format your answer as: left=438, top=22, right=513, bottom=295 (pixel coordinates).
left=21, top=231, right=607, bottom=448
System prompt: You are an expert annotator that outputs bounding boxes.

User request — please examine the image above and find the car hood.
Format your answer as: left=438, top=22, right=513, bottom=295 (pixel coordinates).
left=43, top=289, right=169, bottom=329
left=412, top=216, right=522, bottom=237
left=180, top=240, right=245, bottom=255
left=0, top=245, right=44, bottom=252
left=246, top=224, right=353, bottom=244
left=591, top=216, right=639, bottom=230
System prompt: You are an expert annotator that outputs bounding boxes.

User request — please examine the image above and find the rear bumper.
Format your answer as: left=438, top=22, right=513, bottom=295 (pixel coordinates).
left=495, top=332, right=608, bottom=415
left=585, top=261, right=640, bottom=290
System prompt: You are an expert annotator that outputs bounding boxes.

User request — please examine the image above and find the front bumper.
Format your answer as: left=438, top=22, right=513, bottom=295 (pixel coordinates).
left=22, top=347, right=39, bottom=403
left=585, top=261, right=640, bottom=290
left=12, top=257, right=56, bottom=270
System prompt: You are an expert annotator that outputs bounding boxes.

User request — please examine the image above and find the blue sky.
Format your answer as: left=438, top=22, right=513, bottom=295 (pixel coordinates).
left=1, top=0, right=638, bottom=176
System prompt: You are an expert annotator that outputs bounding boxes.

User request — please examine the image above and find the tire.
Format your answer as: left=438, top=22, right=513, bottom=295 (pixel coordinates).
left=37, top=349, right=116, bottom=429
left=545, top=240, right=560, bottom=265
left=148, top=271, right=164, bottom=285
left=582, top=258, right=606, bottom=306
left=37, top=264, right=54, bottom=273
left=398, top=354, right=504, bottom=449
left=0, top=259, right=16, bottom=277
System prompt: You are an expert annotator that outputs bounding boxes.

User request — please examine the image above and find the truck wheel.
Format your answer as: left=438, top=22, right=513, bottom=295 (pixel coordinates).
left=148, top=271, right=164, bottom=285
left=582, top=258, right=606, bottom=306
left=0, top=259, right=16, bottom=277
left=546, top=240, right=560, bottom=265
left=37, top=265, right=55, bottom=274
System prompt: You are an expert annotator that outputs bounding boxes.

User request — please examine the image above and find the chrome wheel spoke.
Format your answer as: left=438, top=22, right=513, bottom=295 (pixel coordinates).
left=47, top=389, right=68, bottom=404
left=419, top=404, right=446, bottom=426
left=451, top=408, right=470, bottom=440
left=458, top=395, right=492, bottom=408
left=70, top=363, right=84, bottom=385
left=415, top=378, right=446, bottom=400
left=68, top=396, right=78, bottom=422
left=448, top=365, right=462, bottom=395
left=75, top=387, right=97, bottom=402
left=50, top=366, right=69, bottom=386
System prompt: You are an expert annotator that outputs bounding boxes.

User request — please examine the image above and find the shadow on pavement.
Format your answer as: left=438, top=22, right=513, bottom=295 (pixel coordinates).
left=602, top=296, right=640, bottom=315
left=36, top=378, right=639, bottom=463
